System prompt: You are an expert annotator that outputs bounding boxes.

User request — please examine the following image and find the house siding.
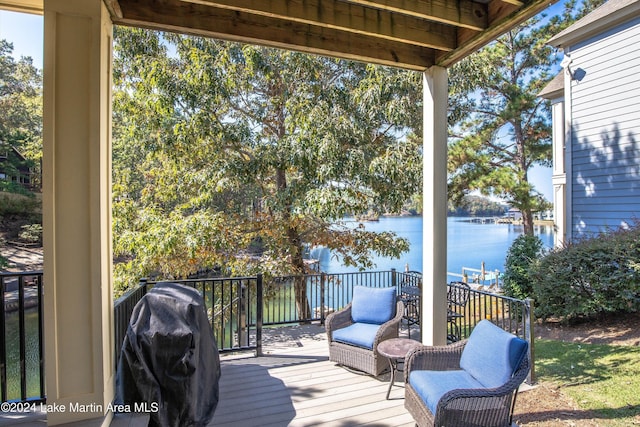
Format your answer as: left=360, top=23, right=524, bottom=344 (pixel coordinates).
left=569, top=16, right=640, bottom=237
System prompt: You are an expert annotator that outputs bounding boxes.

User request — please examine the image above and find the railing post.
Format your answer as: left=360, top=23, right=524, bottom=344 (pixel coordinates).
left=37, top=274, right=45, bottom=400
left=18, top=275, right=26, bottom=401
left=391, top=268, right=397, bottom=291
left=256, top=274, right=263, bottom=357
left=525, top=298, right=536, bottom=384
left=0, top=274, right=6, bottom=403
left=238, top=281, right=247, bottom=348
left=320, top=273, right=326, bottom=325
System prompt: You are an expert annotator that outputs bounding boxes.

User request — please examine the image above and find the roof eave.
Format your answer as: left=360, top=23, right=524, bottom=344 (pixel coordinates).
left=548, top=0, right=640, bottom=48
left=538, top=71, right=564, bottom=99
left=437, top=0, right=558, bottom=67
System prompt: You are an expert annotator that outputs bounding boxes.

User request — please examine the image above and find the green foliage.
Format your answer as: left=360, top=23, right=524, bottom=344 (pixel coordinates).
left=0, top=192, right=39, bottom=218
left=0, top=178, right=32, bottom=196
left=0, top=39, right=42, bottom=249
left=447, top=0, right=606, bottom=236
left=0, top=192, right=41, bottom=244
left=503, top=234, right=545, bottom=300
left=111, top=29, right=422, bottom=294
left=0, top=236, right=7, bottom=269
left=535, top=339, right=640, bottom=425
left=530, top=225, right=640, bottom=322
left=0, top=40, right=43, bottom=181
left=18, top=224, right=42, bottom=245
left=447, top=195, right=506, bottom=217
left=447, top=18, right=554, bottom=235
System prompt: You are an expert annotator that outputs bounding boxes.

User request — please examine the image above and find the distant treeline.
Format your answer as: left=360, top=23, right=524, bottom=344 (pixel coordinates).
left=447, top=195, right=507, bottom=217
left=401, top=194, right=507, bottom=217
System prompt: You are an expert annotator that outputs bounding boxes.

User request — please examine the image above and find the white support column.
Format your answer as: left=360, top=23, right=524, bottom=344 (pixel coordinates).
left=562, top=51, right=574, bottom=242
left=422, top=66, right=448, bottom=346
left=551, top=99, right=566, bottom=247
left=43, top=0, right=114, bottom=424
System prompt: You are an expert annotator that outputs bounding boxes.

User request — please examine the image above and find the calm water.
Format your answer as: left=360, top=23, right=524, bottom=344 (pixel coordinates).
left=312, top=216, right=555, bottom=280
left=4, top=308, right=42, bottom=401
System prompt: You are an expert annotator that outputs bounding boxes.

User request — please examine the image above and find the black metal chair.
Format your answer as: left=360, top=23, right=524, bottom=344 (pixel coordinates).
left=399, top=271, right=422, bottom=338
left=446, top=281, right=470, bottom=342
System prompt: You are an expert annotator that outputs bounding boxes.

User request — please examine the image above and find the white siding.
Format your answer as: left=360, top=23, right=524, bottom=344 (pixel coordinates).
left=569, top=16, right=640, bottom=237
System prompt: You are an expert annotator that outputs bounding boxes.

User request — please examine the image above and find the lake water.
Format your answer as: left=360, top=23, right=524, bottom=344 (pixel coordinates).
left=311, top=216, right=555, bottom=281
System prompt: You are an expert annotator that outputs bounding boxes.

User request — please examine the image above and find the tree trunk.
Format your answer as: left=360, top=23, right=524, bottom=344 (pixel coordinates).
left=287, top=224, right=311, bottom=321
left=276, top=167, right=311, bottom=321
left=521, top=208, right=534, bottom=236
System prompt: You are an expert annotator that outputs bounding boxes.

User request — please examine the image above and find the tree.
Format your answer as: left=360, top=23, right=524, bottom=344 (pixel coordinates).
left=503, top=234, right=544, bottom=300
left=447, top=0, right=605, bottom=235
left=447, top=195, right=507, bottom=217
left=0, top=40, right=42, bottom=192
left=0, top=40, right=42, bottom=254
left=447, top=21, right=553, bottom=236
left=111, top=28, right=423, bottom=311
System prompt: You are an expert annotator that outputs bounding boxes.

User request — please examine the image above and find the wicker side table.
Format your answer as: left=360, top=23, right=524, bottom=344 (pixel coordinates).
left=377, top=338, right=422, bottom=399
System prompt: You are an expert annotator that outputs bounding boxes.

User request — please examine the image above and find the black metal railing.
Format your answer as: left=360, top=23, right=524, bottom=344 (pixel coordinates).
left=446, top=281, right=536, bottom=382
left=114, top=275, right=264, bottom=360
left=1, top=268, right=535, bottom=403
left=113, top=278, right=151, bottom=364
left=261, top=270, right=397, bottom=326
left=113, top=270, right=398, bottom=360
left=0, top=271, right=45, bottom=403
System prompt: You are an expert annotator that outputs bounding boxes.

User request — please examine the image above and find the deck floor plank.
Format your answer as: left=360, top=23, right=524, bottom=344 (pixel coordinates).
left=0, top=323, right=415, bottom=427
left=211, top=323, right=415, bottom=427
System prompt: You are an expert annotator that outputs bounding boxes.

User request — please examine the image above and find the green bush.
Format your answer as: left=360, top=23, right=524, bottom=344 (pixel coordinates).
left=19, top=224, right=42, bottom=245
left=530, top=224, right=640, bottom=322
left=503, top=234, right=544, bottom=300
left=0, top=237, right=8, bottom=269
left=0, top=181, right=34, bottom=197
left=0, top=192, right=40, bottom=218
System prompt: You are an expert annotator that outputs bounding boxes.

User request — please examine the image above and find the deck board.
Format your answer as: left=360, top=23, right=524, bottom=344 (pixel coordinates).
left=211, top=323, right=415, bottom=426
left=0, top=323, right=416, bottom=427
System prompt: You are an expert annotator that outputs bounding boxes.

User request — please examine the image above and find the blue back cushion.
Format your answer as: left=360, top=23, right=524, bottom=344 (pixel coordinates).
left=351, top=286, right=397, bottom=324
left=459, top=320, right=528, bottom=388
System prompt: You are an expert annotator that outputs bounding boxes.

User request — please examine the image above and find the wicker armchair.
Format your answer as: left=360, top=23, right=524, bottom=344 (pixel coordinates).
left=404, top=320, right=529, bottom=427
left=326, top=286, right=404, bottom=377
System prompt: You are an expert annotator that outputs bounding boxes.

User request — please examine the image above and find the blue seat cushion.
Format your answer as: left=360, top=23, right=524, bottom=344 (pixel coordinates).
left=332, top=322, right=381, bottom=349
left=459, top=320, right=528, bottom=388
left=351, top=286, right=397, bottom=325
left=409, top=370, right=483, bottom=414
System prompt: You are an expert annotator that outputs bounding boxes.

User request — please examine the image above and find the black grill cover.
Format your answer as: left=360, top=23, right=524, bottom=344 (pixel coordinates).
left=116, top=282, right=221, bottom=427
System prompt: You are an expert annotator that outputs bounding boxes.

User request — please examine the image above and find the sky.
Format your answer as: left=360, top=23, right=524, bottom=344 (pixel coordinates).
left=0, top=7, right=558, bottom=201
left=0, top=10, right=43, bottom=68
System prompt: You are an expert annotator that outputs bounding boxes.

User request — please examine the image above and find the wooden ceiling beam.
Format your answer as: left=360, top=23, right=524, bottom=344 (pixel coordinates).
left=114, top=0, right=437, bottom=70
left=179, top=0, right=459, bottom=51
left=104, top=0, right=124, bottom=19
left=0, top=0, right=43, bottom=14
left=110, top=0, right=556, bottom=71
left=436, top=0, right=557, bottom=67
left=348, top=0, right=488, bottom=31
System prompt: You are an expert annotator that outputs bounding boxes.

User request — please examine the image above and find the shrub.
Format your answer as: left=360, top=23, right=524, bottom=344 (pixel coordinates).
left=0, top=192, right=40, bottom=218
left=530, top=224, right=640, bottom=322
left=19, top=224, right=42, bottom=245
left=0, top=237, right=8, bottom=269
left=0, top=192, right=42, bottom=241
left=503, top=234, right=544, bottom=300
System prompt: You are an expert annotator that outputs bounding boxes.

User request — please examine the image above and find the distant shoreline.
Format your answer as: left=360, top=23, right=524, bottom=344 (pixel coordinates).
left=364, top=214, right=555, bottom=227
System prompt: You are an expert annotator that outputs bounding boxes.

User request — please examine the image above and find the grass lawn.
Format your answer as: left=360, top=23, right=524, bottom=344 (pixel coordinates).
left=535, top=339, right=640, bottom=425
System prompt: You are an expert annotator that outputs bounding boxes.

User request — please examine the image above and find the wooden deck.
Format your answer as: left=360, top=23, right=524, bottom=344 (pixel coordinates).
left=212, top=323, right=416, bottom=427
left=0, top=323, right=416, bottom=426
